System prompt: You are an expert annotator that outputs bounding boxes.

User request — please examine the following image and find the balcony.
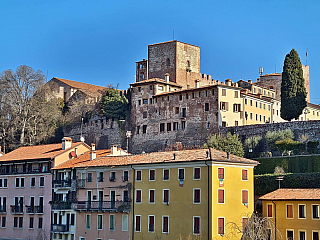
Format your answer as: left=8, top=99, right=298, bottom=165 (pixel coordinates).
left=50, top=202, right=72, bottom=210
left=26, top=205, right=44, bottom=214
left=0, top=166, right=51, bottom=176
left=109, top=177, right=116, bottom=182
left=53, top=179, right=71, bottom=188
left=10, top=205, right=23, bottom=214
left=75, top=201, right=130, bottom=212
left=0, top=205, right=6, bottom=213
left=51, top=224, right=69, bottom=233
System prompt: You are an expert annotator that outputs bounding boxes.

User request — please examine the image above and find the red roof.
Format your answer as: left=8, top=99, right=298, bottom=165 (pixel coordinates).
left=0, top=142, right=84, bottom=162
left=259, top=189, right=320, bottom=200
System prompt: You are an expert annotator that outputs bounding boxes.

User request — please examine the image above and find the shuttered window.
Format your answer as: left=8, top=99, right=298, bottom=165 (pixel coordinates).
left=194, top=217, right=200, bottom=234
left=218, top=168, right=224, bottom=180
left=218, top=218, right=224, bottom=235
left=136, top=190, right=141, bottom=203
left=218, top=189, right=224, bottom=203
left=242, top=169, right=248, bottom=180
left=242, top=190, right=248, bottom=204
left=267, top=204, right=273, bottom=217
left=287, top=205, right=293, bottom=218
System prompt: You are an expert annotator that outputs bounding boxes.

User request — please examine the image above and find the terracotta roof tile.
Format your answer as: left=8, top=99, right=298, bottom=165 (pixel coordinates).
left=0, top=142, right=83, bottom=162
left=259, top=189, right=320, bottom=200
left=130, top=78, right=182, bottom=87
left=53, top=78, right=109, bottom=92
left=53, top=149, right=112, bottom=169
left=64, top=148, right=258, bottom=169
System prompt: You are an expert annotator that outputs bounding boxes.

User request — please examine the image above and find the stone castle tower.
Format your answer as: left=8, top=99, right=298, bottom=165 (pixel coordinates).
left=136, top=40, right=201, bottom=89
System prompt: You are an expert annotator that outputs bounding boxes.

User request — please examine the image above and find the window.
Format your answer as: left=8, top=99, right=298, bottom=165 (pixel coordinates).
left=287, top=204, right=293, bottom=218
left=194, top=168, right=200, bottom=180
left=220, top=102, right=228, bottom=111
left=313, top=205, right=320, bottom=219
left=163, top=169, right=170, bottom=180
left=149, top=190, right=155, bottom=203
left=260, top=103, right=262, bottom=109
left=205, top=103, right=209, bottom=111
left=256, top=114, right=258, bottom=121
left=19, top=217, right=23, bottom=228
left=256, top=101, right=258, bottom=108
left=148, top=215, right=155, bottom=232
left=138, top=87, right=141, bottom=92
left=218, top=218, right=224, bottom=235
left=181, top=121, right=186, bottom=130
left=178, top=169, right=185, bottom=180
left=143, top=111, right=147, bottom=118
left=98, top=172, right=104, bottom=182
left=0, top=197, right=6, bottom=212
left=122, top=215, right=128, bottom=231
left=250, top=113, right=253, bottom=120
left=182, top=108, right=186, bottom=117
left=313, top=231, right=319, bottom=240
left=71, top=214, right=75, bottom=226
left=158, top=86, right=164, bottom=91
left=242, top=190, right=248, bottom=204
left=86, top=214, right=91, bottom=229
left=242, top=169, right=248, bottom=180
left=136, top=190, right=142, bottom=203
left=299, top=231, right=306, bottom=240
left=29, top=217, right=34, bottom=229
left=245, top=99, right=247, bottom=105
left=218, top=189, right=224, bottom=204
left=222, top=89, right=226, bottom=96
left=30, top=177, right=36, bottom=187
left=267, top=204, right=273, bottom=217
left=136, top=126, right=140, bottom=134
left=212, top=89, right=215, bottom=95
left=192, top=92, right=195, bottom=99
left=162, top=216, right=169, bottom=233
left=218, top=168, right=224, bottom=180
left=167, top=123, right=171, bottom=132
left=163, top=190, right=169, bottom=204
left=234, top=91, right=239, bottom=98
left=1, top=216, right=5, bottom=228
left=109, top=215, right=115, bottom=230
left=87, top=173, right=92, bottom=182
left=135, top=215, right=141, bottom=232
left=143, top=125, right=147, bottom=134
left=233, top=104, right=241, bottom=113
left=110, top=171, right=116, bottom=182
left=250, top=100, right=253, bottom=106
left=136, top=170, right=142, bottom=181
left=14, top=217, right=18, bottom=228
left=194, top=189, right=201, bottom=204
left=173, top=122, right=178, bottom=131
left=15, top=178, right=24, bottom=188
left=299, top=205, right=306, bottom=218
left=38, top=176, right=44, bottom=187
left=193, top=216, right=200, bottom=234
left=97, top=215, right=102, bottom=230
left=143, top=99, right=148, bottom=104
left=149, top=170, right=155, bottom=181
left=123, top=171, right=129, bottom=182
left=242, top=217, right=248, bottom=231
left=123, top=190, right=129, bottom=202
left=179, top=95, right=182, bottom=101
left=38, top=217, right=43, bottom=229
left=287, top=230, right=294, bottom=240
left=187, top=60, right=190, bottom=67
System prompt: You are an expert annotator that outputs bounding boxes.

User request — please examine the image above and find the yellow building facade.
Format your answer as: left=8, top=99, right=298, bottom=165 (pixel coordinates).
left=132, top=148, right=258, bottom=240
left=260, top=189, right=320, bottom=240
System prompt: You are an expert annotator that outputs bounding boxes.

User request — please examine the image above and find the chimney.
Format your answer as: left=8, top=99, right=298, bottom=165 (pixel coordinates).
left=111, top=145, right=118, bottom=156
left=225, top=79, right=232, bottom=86
left=227, top=152, right=230, bottom=159
left=248, top=79, right=252, bottom=84
left=195, top=80, right=199, bottom=88
left=173, top=153, right=177, bottom=160
left=165, top=73, right=170, bottom=83
left=62, top=137, right=72, bottom=150
left=75, top=148, right=78, bottom=156
left=90, top=143, right=96, bottom=160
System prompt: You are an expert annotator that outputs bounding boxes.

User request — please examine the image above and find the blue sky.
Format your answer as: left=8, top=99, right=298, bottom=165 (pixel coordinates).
left=1, top=1, right=319, bottom=102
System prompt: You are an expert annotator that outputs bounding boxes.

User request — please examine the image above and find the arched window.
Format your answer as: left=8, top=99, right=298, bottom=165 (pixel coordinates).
left=166, top=58, right=170, bottom=66
left=141, top=72, right=145, bottom=79
left=187, top=61, right=190, bottom=67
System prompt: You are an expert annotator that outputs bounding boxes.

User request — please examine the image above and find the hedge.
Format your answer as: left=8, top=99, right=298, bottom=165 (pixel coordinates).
left=255, top=172, right=320, bottom=196
left=254, top=155, right=320, bottom=175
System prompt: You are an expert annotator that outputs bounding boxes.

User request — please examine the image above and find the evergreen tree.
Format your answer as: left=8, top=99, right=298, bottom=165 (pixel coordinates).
left=281, top=49, right=307, bottom=121
left=100, top=89, right=129, bottom=120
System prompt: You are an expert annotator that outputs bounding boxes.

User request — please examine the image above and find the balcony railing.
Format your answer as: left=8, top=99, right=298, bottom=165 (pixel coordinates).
left=0, top=205, right=6, bottom=213
left=75, top=201, right=130, bottom=212
left=51, top=224, right=69, bottom=232
left=109, top=177, right=116, bottom=182
left=50, top=202, right=72, bottom=210
left=10, top=205, right=24, bottom=214
left=53, top=179, right=71, bottom=188
left=0, top=167, right=51, bottom=176
left=26, top=205, right=44, bottom=214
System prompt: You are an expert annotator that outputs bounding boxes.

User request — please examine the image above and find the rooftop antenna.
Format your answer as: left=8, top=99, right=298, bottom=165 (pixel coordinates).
left=259, top=67, right=264, bottom=75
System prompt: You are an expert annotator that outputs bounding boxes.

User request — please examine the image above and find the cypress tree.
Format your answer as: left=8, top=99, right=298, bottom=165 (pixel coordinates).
left=281, top=49, right=307, bottom=121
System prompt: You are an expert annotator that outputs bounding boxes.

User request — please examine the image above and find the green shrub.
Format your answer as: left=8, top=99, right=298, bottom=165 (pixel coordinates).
left=307, top=141, right=319, bottom=154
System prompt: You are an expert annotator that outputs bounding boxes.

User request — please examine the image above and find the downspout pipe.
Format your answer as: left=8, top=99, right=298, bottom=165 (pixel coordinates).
left=272, top=200, right=277, bottom=240
left=131, top=165, right=135, bottom=240
left=205, top=149, right=211, bottom=240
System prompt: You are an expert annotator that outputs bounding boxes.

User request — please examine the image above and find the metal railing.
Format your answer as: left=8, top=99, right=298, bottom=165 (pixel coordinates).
left=75, top=201, right=130, bottom=211
left=10, top=205, right=23, bottom=214
left=53, top=179, right=71, bottom=188
left=51, top=224, right=68, bottom=232
left=26, top=205, right=44, bottom=214
left=50, top=202, right=72, bottom=210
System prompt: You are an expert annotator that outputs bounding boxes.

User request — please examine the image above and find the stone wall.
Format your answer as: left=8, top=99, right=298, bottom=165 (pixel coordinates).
left=63, top=119, right=124, bottom=150
left=219, top=120, right=320, bottom=143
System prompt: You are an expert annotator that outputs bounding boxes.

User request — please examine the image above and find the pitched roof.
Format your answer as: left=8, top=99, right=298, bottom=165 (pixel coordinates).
left=0, top=142, right=84, bottom=162
left=52, top=77, right=108, bottom=92
left=53, top=149, right=112, bottom=170
left=60, top=148, right=258, bottom=169
left=259, top=189, right=320, bottom=200
left=130, top=78, right=182, bottom=87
